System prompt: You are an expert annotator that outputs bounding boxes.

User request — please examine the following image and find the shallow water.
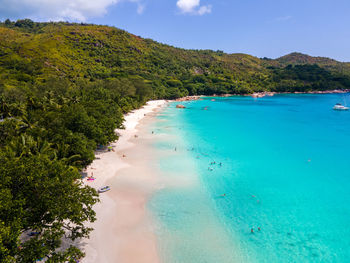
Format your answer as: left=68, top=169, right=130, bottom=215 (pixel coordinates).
left=149, top=94, right=350, bottom=263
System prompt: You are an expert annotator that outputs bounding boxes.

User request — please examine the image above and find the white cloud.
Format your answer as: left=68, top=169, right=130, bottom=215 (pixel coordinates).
left=137, top=4, right=145, bottom=14
left=177, top=0, right=199, bottom=13
left=127, top=0, right=145, bottom=15
left=176, top=0, right=211, bottom=15
left=0, top=0, right=144, bottom=22
left=275, top=15, right=292, bottom=22
left=198, top=5, right=212, bottom=15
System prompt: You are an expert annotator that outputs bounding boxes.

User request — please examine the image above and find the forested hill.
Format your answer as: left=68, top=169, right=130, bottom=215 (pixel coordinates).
left=1, top=20, right=350, bottom=99
left=265, top=52, right=350, bottom=75
left=1, top=20, right=350, bottom=262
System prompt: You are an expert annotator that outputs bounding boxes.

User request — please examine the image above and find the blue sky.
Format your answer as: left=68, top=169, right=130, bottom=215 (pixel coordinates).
left=1, top=0, right=349, bottom=61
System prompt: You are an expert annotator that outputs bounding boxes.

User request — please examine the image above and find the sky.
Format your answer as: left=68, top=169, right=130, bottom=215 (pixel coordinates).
left=0, top=0, right=349, bottom=61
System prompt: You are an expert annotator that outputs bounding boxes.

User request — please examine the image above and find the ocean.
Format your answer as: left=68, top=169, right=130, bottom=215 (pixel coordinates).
left=148, top=94, right=350, bottom=263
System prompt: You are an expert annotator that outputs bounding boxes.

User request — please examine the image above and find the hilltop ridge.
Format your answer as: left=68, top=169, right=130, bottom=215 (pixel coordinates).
left=269, top=52, right=350, bottom=73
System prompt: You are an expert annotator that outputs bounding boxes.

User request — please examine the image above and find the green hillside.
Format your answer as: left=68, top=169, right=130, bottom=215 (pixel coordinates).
left=2, top=20, right=349, bottom=98
left=0, top=20, right=350, bottom=262
left=0, top=21, right=269, bottom=97
left=264, top=52, right=350, bottom=76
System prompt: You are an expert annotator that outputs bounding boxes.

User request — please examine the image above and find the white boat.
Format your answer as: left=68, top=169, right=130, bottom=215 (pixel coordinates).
left=98, top=186, right=111, bottom=193
left=333, top=103, right=349, bottom=110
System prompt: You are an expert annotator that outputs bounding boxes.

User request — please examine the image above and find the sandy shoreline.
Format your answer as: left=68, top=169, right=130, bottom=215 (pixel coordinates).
left=173, top=90, right=350, bottom=101
left=81, top=100, right=167, bottom=263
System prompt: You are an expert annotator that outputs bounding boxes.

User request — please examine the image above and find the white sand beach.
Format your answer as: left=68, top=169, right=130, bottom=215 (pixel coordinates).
left=81, top=100, right=167, bottom=263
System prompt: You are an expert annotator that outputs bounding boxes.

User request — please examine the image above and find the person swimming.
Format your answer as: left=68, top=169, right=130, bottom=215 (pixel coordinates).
left=251, top=228, right=254, bottom=233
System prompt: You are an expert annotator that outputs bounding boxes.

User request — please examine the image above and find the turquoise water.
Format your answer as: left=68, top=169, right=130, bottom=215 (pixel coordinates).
left=149, top=94, right=350, bottom=263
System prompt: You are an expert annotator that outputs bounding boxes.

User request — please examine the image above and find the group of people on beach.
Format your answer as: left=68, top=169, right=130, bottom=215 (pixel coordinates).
left=251, top=227, right=261, bottom=233
left=86, top=171, right=95, bottom=181
left=250, top=195, right=262, bottom=233
left=208, top=161, right=222, bottom=171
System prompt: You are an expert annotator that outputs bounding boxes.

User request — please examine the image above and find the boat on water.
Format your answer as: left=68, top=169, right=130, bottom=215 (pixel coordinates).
left=333, top=103, right=349, bottom=110
left=98, top=186, right=111, bottom=193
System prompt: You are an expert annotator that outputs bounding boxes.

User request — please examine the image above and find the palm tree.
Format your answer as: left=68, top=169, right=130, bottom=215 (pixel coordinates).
left=5, top=135, right=55, bottom=159
left=0, top=96, right=11, bottom=118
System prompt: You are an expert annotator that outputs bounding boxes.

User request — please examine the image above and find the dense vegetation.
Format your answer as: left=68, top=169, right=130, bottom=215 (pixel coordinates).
left=0, top=19, right=349, bottom=262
